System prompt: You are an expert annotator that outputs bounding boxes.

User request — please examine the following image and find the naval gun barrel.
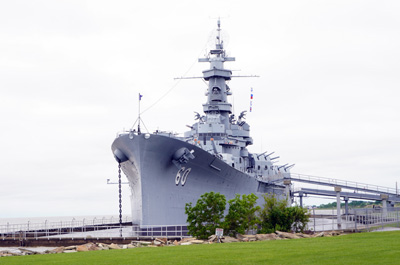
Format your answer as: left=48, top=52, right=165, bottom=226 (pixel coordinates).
left=285, top=164, right=295, bottom=170
left=264, top=152, right=275, bottom=159
left=257, top=151, right=268, bottom=159
left=278, top=164, right=289, bottom=170
left=211, top=138, right=219, bottom=155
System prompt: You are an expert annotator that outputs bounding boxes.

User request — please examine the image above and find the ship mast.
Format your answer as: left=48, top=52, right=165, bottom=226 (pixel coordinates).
left=198, top=19, right=235, bottom=126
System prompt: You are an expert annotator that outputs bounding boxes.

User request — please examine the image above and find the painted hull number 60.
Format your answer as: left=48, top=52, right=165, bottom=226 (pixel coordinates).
left=175, top=167, right=191, bottom=186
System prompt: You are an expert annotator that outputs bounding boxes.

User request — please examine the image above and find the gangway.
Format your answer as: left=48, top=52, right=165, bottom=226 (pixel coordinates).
left=294, top=188, right=400, bottom=203
left=283, top=173, right=398, bottom=196
left=272, top=172, right=400, bottom=227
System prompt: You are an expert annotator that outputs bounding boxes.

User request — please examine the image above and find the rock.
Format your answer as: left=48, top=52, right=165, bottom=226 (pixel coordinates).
left=181, top=237, right=197, bottom=243
left=127, top=244, right=136, bottom=249
left=86, top=243, right=99, bottom=251
left=180, top=242, right=192, bottom=246
left=76, top=245, right=89, bottom=252
left=237, top=234, right=257, bottom=242
left=131, top=240, right=151, bottom=246
left=153, top=240, right=163, bottom=246
left=122, top=245, right=128, bottom=249
left=5, top=249, right=22, bottom=256
left=208, top=235, right=217, bottom=242
left=97, top=243, right=110, bottom=250
left=63, top=250, right=77, bottom=253
left=221, top=236, right=239, bottom=243
left=153, top=238, right=167, bottom=246
left=242, top=235, right=257, bottom=241
left=51, top=247, right=65, bottom=254
left=64, top=246, right=77, bottom=250
left=256, top=233, right=277, bottom=241
left=0, top=249, right=22, bottom=257
left=315, top=232, right=325, bottom=237
left=236, top=234, right=245, bottom=240
left=155, top=238, right=167, bottom=244
left=173, top=240, right=179, bottom=246
left=109, top=243, right=121, bottom=250
left=275, top=231, right=300, bottom=239
left=296, top=233, right=312, bottom=238
left=18, top=248, right=39, bottom=255
left=190, top=240, right=205, bottom=244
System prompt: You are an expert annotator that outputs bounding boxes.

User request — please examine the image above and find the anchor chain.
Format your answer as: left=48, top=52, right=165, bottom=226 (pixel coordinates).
left=118, top=163, right=122, bottom=237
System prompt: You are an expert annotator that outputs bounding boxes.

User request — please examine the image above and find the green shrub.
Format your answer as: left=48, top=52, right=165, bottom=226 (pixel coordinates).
left=185, top=191, right=226, bottom=239
left=259, top=195, right=310, bottom=233
left=224, top=193, right=260, bottom=236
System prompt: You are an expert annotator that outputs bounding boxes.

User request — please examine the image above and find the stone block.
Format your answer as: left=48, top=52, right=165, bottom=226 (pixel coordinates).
left=109, top=243, right=121, bottom=250
left=51, top=247, right=65, bottom=254
left=221, top=236, right=239, bottom=243
left=275, top=231, right=300, bottom=239
left=76, top=245, right=89, bottom=252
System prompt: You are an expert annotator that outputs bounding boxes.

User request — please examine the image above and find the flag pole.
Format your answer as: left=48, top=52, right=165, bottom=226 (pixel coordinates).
left=138, top=93, right=141, bottom=134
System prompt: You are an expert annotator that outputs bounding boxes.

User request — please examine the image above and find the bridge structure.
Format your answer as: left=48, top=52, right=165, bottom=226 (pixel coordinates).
left=275, top=173, right=400, bottom=228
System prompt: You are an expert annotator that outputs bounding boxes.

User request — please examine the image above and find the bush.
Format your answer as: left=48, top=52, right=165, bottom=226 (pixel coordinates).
left=259, top=195, right=310, bottom=233
left=185, top=191, right=226, bottom=239
left=186, top=192, right=310, bottom=239
left=224, top=193, right=260, bottom=236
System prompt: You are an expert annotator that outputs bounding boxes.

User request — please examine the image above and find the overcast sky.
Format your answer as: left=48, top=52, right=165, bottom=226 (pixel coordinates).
left=1, top=0, right=399, bottom=218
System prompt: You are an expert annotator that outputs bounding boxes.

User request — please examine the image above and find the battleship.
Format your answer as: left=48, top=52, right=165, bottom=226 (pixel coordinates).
left=112, top=20, right=293, bottom=226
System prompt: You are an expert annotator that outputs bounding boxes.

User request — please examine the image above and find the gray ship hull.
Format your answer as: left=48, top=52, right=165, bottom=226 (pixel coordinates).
left=112, top=132, right=285, bottom=226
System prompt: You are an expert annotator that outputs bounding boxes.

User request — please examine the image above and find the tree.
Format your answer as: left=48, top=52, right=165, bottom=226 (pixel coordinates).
left=224, top=193, right=260, bottom=236
left=285, top=205, right=310, bottom=233
left=259, top=195, right=310, bottom=233
left=185, top=191, right=226, bottom=239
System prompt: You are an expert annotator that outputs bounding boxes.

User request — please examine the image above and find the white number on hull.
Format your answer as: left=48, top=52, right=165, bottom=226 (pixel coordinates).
left=175, top=167, right=191, bottom=186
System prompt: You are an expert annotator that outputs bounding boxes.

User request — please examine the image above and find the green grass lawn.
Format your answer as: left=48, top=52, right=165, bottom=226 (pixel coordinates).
left=2, top=231, right=400, bottom=265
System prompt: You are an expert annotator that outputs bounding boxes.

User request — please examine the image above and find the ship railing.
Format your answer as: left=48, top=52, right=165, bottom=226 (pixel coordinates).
left=289, top=173, right=398, bottom=195
left=1, top=223, right=189, bottom=240
left=0, top=216, right=131, bottom=238
left=131, top=224, right=189, bottom=239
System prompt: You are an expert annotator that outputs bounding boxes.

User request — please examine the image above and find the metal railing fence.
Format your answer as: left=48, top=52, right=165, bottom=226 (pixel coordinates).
left=1, top=218, right=189, bottom=240
left=307, top=207, right=400, bottom=232
left=0, top=216, right=131, bottom=235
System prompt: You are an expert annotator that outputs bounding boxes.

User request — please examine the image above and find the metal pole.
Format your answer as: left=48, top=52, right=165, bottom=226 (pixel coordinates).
left=313, top=208, right=316, bottom=232
left=335, top=187, right=342, bottom=229
left=118, top=163, right=123, bottom=237
left=138, top=93, right=141, bottom=134
left=355, top=209, right=357, bottom=232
